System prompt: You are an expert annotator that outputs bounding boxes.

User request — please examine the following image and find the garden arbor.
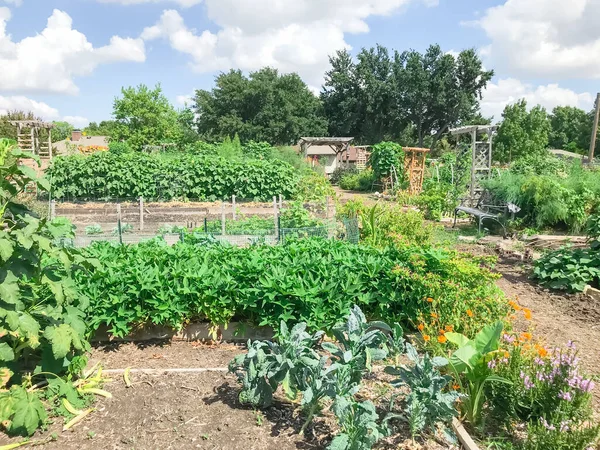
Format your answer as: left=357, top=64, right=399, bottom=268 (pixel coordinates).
left=450, top=125, right=498, bottom=202
left=299, top=137, right=354, bottom=160
left=9, top=120, right=54, bottom=159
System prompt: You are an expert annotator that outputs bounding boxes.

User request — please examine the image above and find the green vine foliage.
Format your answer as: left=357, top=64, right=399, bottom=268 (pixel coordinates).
left=0, top=139, right=95, bottom=435
left=369, top=142, right=404, bottom=181
left=48, top=152, right=300, bottom=201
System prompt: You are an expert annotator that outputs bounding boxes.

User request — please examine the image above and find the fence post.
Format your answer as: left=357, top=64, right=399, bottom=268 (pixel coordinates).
left=232, top=195, right=236, bottom=221
left=204, top=217, right=208, bottom=233
left=221, top=201, right=226, bottom=235
left=117, top=203, right=123, bottom=245
left=273, top=196, right=279, bottom=242
left=139, top=196, right=144, bottom=231
left=50, top=200, right=56, bottom=221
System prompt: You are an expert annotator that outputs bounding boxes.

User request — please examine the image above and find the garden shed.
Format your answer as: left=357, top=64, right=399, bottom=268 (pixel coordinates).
left=299, top=137, right=354, bottom=175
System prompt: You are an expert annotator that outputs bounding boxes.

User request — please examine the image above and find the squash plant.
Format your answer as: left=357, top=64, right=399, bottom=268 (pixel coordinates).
left=0, top=139, right=94, bottom=436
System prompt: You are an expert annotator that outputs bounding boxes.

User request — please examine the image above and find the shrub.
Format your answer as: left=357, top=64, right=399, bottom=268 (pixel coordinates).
left=330, top=166, right=359, bottom=185
left=78, top=237, right=507, bottom=338
left=511, top=153, right=569, bottom=176
left=49, top=152, right=299, bottom=202
left=339, top=169, right=375, bottom=192
left=296, top=172, right=335, bottom=203
left=108, top=141, right=132, bottom=155
left=244, top=141, right=273, bottom=160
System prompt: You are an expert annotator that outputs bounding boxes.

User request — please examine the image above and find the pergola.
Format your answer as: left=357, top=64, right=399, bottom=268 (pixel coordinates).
left=450, top=125, right=498, bottom=201
left=299, top=137, right=354, bottom=159
left=9, top=120, right=55, bottom=159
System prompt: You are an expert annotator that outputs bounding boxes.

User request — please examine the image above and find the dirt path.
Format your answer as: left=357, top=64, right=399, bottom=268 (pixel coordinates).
left=494, top=260, right=600, bottom=391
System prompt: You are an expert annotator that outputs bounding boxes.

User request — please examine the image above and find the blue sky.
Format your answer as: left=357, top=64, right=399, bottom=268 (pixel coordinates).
left=0, top=0, right=597, bottom=127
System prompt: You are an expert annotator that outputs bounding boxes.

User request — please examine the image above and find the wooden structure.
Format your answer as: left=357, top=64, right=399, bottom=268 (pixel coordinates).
left=403, top=147, right=430, bottom=194
left=354, top=145, right=371, bottom=171
left=450, top=125, right=498, bottom=203
left=299, top=137, right=354, bottom=159
left=9, top=120, right=54, bottom=159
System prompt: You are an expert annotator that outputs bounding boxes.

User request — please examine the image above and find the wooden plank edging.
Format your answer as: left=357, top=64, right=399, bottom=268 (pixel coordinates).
left=452, top=418, right=480, bottom=450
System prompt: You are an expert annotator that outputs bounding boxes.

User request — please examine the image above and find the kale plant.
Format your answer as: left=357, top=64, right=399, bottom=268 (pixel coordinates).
left=328, top=398, right=391, bottom=450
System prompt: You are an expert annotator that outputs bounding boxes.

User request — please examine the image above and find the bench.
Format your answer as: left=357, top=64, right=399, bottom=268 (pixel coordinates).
left=453, top=193, right=519, bottom=236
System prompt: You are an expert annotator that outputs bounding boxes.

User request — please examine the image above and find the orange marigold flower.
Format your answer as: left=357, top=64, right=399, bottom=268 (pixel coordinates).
left=430, top=312, right=438, bottom=319
left=520, top=332, right=532, bottom=341
left=537, top=346, right=548, bottom=358
left=418, top=323, right=425, bottom=331
left=504, top=351, right=510, bottom=358
left=438, top=335, right=447, bottom=344
left=466, top=310, right=474, bottom=318
left=452, top=384, right=460, bottom=390
left=426, top=297, right=434, bottom=303
left=445, top=325, right=454, bottom=332
left=423, top=335, right=431, bottom=342
left=523, top=309, right=532, bottom=320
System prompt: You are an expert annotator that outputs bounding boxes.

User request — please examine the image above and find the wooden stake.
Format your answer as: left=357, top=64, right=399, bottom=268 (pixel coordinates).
left=221, top=202, right=226, bottom=235
left=589, top=93, right=600, bottom=166
left=232, top=195, right=236, bottom=221
left=139, top=197, right=144, bottom=231
left=50, top=200, right=56, bottom=220
left=273, top=196, right=278, bottom=239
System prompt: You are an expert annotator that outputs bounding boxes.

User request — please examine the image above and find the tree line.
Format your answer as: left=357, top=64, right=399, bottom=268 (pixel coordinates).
left=0, top=42, right=597, bottom=160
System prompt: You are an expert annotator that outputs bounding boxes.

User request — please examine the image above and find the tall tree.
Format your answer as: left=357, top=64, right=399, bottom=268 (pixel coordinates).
left=494, top=100, right=551, bottom=163
left=112, top=84, right=181, bottom=150
left=194, top=68, right=328, bottom=145
left=549, top=106, right=592, bottom=154
left=393, top=45, right=493, bottom=149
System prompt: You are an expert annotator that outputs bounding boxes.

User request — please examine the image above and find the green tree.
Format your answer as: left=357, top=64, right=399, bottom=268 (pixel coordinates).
left=51, top=121, right=74, bottom=142
left=194, top=68, right=328, bottom=145
left=393, top=45, right=493, bottom=149
left=549, top=106, right=592, bottom=154
left=0, top=111, right=39, bottom=140
left=112, top=84, right=181, bottom=150
left=84, top=120, right=119, bottom=137
left=494, top=100, right=551, bottom=163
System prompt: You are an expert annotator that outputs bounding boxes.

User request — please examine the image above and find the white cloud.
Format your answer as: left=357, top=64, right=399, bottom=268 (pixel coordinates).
left=0, top=8, right=146, bottom=95
left=481, top=78, right=594, bottom=122
left=0, top=95, right=59, bottom=118
left=63, top=115, right=90, bottom=128
left=176, top=92, right=193, bottom=106
left=477, top=0, right=600, bottom=78
left=142, top=0, right=437, bottom=88
left=99, top=0, right=202, bottom=7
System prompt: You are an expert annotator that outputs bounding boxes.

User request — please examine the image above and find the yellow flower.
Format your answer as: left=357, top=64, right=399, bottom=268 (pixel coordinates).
left=430, top=312, right=438, bottom=319
left=523, top=308, right=532, bottom=320
left=466, top=310, right=474, bottom=318
left=423, top=335, right=431, bottom=342
left=445, top=325, right=454, bottom=332
left=426, top=297, right=434, bottom=303
left=438, top=335, right=447, bottom=344
left=418, top=323, right=425, bottom=331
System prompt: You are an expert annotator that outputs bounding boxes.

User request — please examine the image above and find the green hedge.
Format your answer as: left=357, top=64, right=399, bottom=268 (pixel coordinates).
left=48, top=152, right=299, bottom=201
left=77, top=238, right=507, bottom=337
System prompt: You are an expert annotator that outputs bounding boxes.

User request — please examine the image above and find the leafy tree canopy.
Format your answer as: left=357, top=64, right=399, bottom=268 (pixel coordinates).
left=494, top=100, right=551, bottom=163
left=321, top=44, right=493, bottom=148
left=51, top=121, right=74, bottom=142
left=84, top=120, right=119, bottom=137
left=194, top=68, right=328, bottom=145
left=548, top=106, right=592, bottom=154
left=111, top=84, right=184, bottom=150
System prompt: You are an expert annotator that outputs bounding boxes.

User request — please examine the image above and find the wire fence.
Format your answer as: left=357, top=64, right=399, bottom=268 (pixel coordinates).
left=69, top=218, right=359, bottom=248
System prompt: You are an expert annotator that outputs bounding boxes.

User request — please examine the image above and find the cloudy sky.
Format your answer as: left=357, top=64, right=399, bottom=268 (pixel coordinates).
left=0, top=0, right=598, bottom=128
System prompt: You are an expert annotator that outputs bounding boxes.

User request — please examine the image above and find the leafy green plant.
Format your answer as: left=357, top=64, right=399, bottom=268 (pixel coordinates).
left=78, top=237, right=506, bottom=338
left=533, top=247, right=599, bottom=292
left=0, top=139, right=97, bottom=436
left=108, top=141, right=132, bottom=156
left=330, top=166, right=359, bottom=185
left=445, top=322, right=511, bottom=426
left=329, top=398, right=391, bottom=450
left=112, top=223, right=134, bottom=235
left=85, top=224, right=103, bottom=235
left=385, top=343, right=460, bottom=438
left=369, top=142, right=404, bottom=181
left=48, top=152, right=300, bottom=202
left=339, top=169, right=375, bottom=192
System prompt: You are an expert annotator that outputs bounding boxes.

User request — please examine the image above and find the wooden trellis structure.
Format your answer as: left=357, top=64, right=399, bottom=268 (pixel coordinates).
left=403, top=147, right=430, bottom=194
left=299, top=137, right=354, bottom=159
left=450, top=125, right=498, bottom=203
left=9, top=120, right=54, bottom=159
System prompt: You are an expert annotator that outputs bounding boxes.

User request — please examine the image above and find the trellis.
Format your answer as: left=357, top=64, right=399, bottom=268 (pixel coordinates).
left=449, top=125, right=498, bottom=203
left=299, top=137, right=354, bottom=159
left=403, top=147, right=430, bottom=194
left=9, top=120, right=54, bottom=159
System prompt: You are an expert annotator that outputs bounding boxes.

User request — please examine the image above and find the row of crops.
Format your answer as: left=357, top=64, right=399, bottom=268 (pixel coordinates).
left=48, top=152, right=300, bottom=201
